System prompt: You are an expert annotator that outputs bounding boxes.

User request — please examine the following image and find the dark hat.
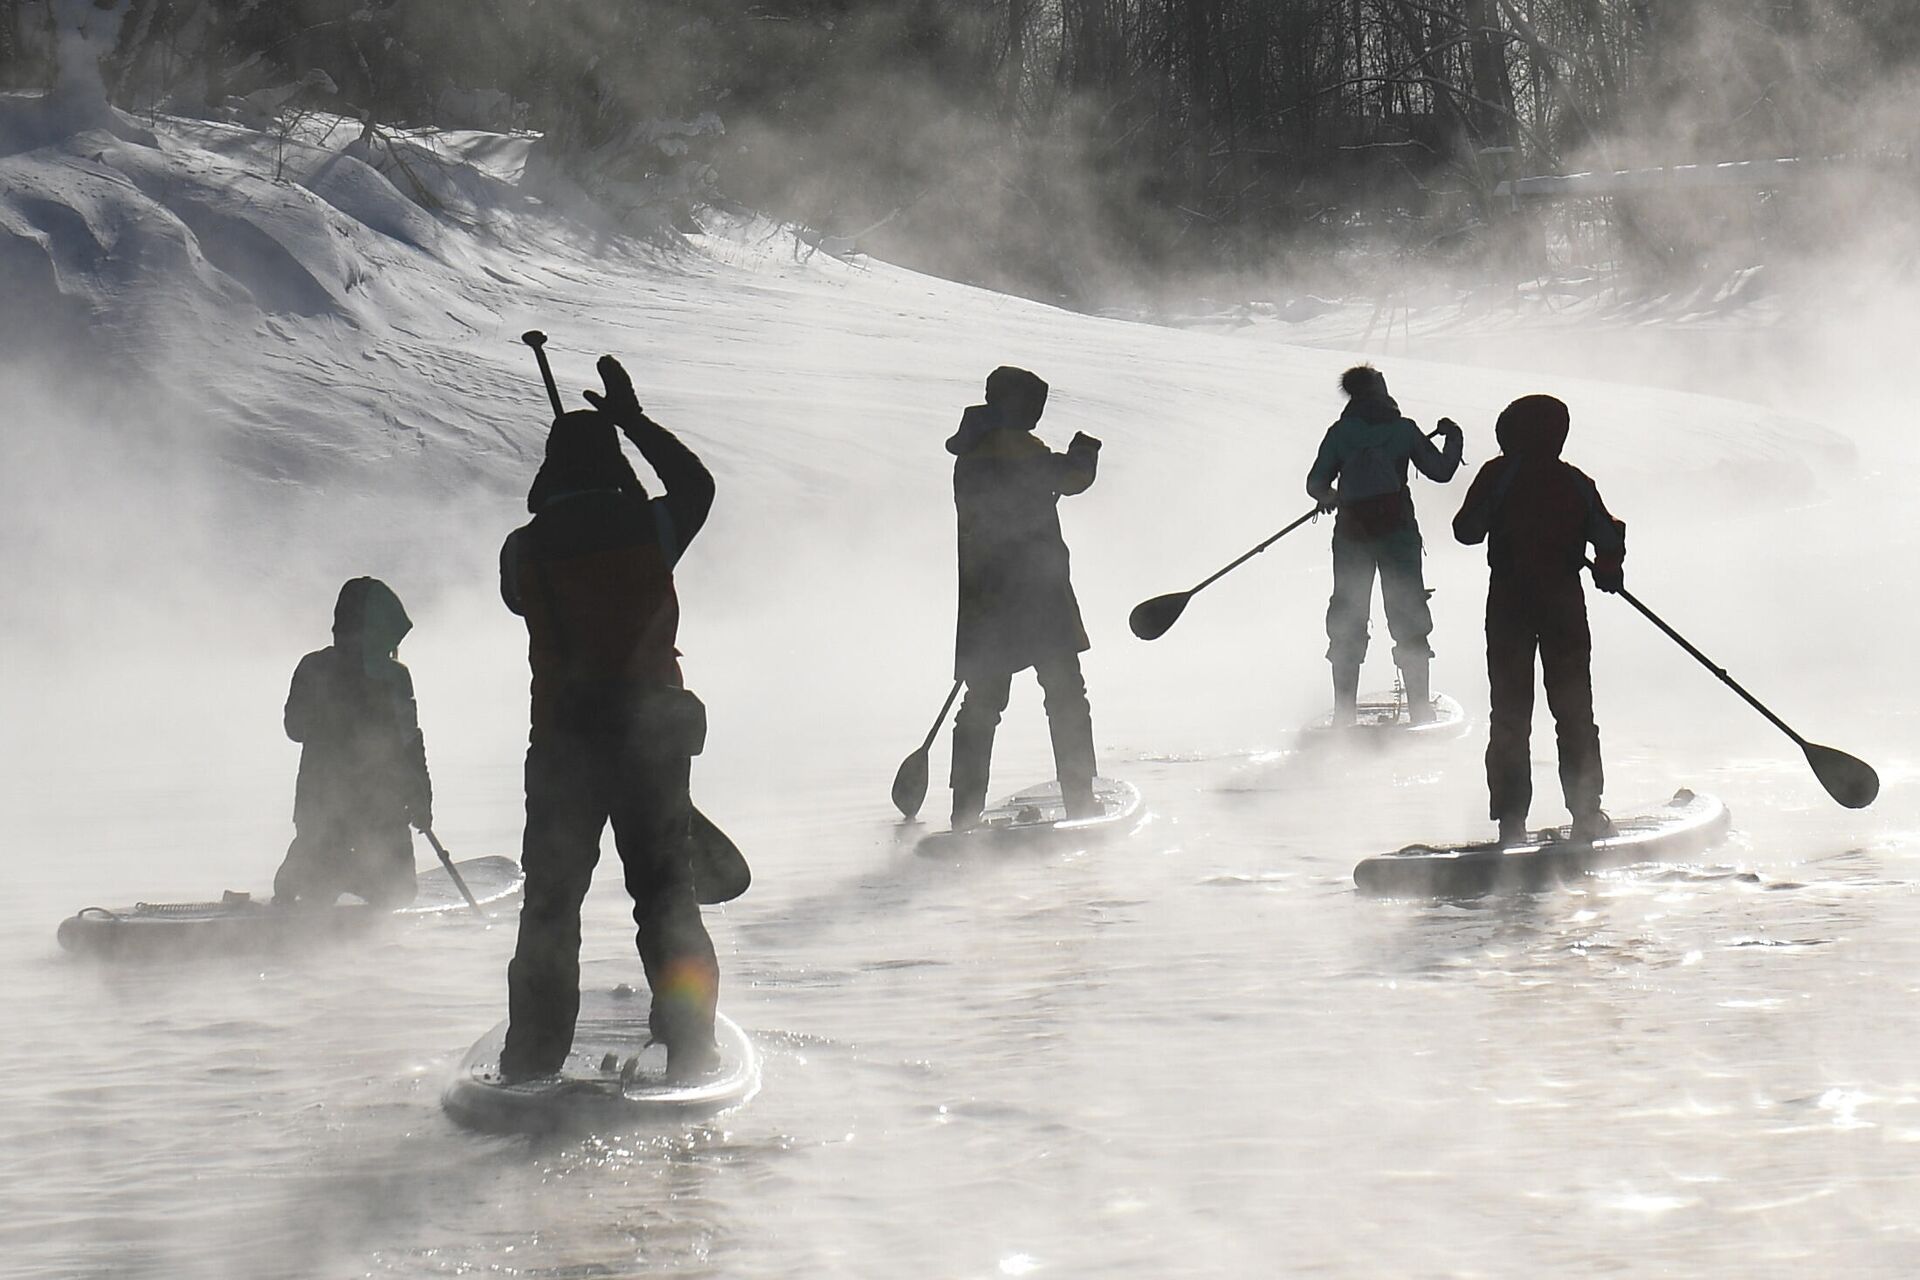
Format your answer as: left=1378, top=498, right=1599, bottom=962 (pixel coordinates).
left=1495, top=394, right=1571, bottom=457
left=527, top=409, right=645, bottom=512
left=1340, top=364, right=1387, bottom=398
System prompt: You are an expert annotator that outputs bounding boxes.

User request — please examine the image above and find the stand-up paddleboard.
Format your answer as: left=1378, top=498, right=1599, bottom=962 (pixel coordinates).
left=442, top=986, right=759, bottom=1135
left=1301, top=690, right=1470, bottom=742
left=55, top=856, right=523, bottom=958
left=916, top=776, right=1142, bottom=855
left=1354, top=789, right=1731, bottom=898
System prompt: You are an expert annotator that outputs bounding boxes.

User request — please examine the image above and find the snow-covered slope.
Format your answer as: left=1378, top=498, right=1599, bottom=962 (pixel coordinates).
left=1, top=92, right=1852, bottom=505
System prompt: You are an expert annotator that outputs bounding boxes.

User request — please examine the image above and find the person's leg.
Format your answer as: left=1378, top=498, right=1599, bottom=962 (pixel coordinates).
left=950, top=671, right=1013, bottom=826
left=1378, top=528, right=1437, bottom=723
left=1485, top=586, right=1539, bottom=840
left=500, top=735, right=606, bottom=1079
left=274, top=818, right=346, bottom=906
left=1035, top=652, right=1097, bottom=817
left=607, top=732, right=718, bottom=1078
left=1325, top=532, right=1376, bottom=723
left=344, top=820, right=417, bottom=909
left=1537, top=583, right=1606, bottom=834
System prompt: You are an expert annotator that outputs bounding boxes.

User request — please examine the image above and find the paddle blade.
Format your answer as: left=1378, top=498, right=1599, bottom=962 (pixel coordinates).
left=1129, top=592, right=1190, bottom=641
left=891, top=749, right=931, bottom=819
left=690, top=806, right=751, bottom=904
left=1803, top=742, right=1880, bottom=809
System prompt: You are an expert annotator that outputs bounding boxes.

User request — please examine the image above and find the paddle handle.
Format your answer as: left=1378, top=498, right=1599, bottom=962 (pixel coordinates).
left=1587, top=560, right=1806, bottom=747
left=522, top=331, right=563, bottom=419
left=423, top=828, right=488, bottom=919
left=920, top=680, right=963, bottom=751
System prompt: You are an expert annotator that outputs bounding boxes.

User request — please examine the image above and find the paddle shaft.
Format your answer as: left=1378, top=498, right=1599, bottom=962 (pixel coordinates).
left=522, top=331, right=563, bottom=418
left=1587, top=561, right=1805, bottom=746
left=423, top=828, right=488, bottom=918
left=921, top=680, right=963, bottom=751
left=1180, top=425, right=1453, bottom=597
left=1185, top=507, right=1317, bottom=595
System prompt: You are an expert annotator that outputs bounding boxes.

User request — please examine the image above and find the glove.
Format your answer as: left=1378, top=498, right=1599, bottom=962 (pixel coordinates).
left=1437, top=417, right=1463, bottom=439
left=1591, top=559, right=1624, bottom=594
left=1070, top=431, right=1103, bottom=452
left=582, top=354, right=643, bottom=419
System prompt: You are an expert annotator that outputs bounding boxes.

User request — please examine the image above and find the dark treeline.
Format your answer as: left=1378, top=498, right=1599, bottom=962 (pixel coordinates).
left=6, top=0, right=1919, bottom=303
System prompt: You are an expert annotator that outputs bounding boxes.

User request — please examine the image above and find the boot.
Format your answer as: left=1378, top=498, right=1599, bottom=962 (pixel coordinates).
left=950, top=718, right=995, bottom=830
left=1400, top=655, right=1434, bottom=725
left=1059, top=776, right=1099, bottom=820
left=1570, top=808, right=1617, bottom=845
left=1331, top=661, right=1361, bottom=727
left=1049, top=724, right=1099, bottom=819
left=1496, top=815, right=1529, bottom=846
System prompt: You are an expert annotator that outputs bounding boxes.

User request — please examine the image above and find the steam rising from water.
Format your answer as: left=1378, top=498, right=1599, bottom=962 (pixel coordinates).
left=2, top=35, right=1918, bottom=1275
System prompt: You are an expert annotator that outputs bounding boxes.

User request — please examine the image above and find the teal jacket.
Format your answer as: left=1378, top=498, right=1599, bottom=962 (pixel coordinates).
left=1306, top=397, right=1461, bottom=509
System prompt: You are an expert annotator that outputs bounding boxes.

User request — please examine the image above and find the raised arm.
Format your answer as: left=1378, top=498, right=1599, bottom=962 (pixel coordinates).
left=1410, top=417, right=1464, bottom=483
left=584, top=355, right=716, bottom=550
left=1053, top=431, right=1101, bottom=496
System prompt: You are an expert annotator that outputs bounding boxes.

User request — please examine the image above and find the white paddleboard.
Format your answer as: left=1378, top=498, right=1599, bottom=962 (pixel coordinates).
left=1301, top=690, right=1470, bottom=742
left=55, top=856, right=523, bottom=958
left=442, top=987, right=759, bottom=1135
left=916, top=776, right=1142, bottom=855
left=1354, top=789, right=1732, bottom=897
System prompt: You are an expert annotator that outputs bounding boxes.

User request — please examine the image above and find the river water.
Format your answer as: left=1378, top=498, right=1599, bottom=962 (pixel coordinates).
left=4, top=548, right=1916, bottom=1279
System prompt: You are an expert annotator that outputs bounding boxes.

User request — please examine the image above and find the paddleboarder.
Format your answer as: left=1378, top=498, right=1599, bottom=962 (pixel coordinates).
left=947, top=365, right=1102, bottom=828
left=1306, top=365, right=1463, bottom=725
left=497, top=353, right=721, bottom=1083
left=273, top=577, right=433, bottom=908
left=1452, top=393, right=1626, bottom=845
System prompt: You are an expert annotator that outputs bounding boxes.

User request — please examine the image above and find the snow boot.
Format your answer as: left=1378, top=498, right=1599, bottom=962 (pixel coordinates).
left=1400, top=656, right=1434, bottom=725
left=1331, top=661, right=1361, bottom=727
left=950, top=717, right=995, bottom=830
left=1570, top=809, right=1617, bottom=845
left=665, top=1036, right=722, bottom=1084
left=1044, top=686, right=1099, bottom=820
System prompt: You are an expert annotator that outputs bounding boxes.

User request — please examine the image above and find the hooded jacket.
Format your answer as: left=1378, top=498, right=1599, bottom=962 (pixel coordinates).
left=285, top=577, right=431, bottom=828
left=502, top=407, right=714, bottom=733
left=947, top=372, right=1098, bottom=680
left=1452, top=395, right=1625, bottom=587
left=1305, top=392, right=1461, bottom=538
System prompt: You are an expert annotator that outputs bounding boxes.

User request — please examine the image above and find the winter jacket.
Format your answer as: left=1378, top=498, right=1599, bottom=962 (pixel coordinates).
left=948, top=401, right=1098, bottom=681
left=1306, top=394, right=1461, bottom=538
left=502, top=410, right=714, bottom=735
left=287, top=577, right=431, bottom=830
left=1452, top=409, right=1625, bottom=587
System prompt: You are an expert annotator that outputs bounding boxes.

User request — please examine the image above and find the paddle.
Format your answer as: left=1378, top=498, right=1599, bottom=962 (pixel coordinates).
left=892, top=680, right=963, bottom=819
left=522, top=330, right=563, bottom=418
left=1129, top=507, right=1319, bottom=640
left=1588, top=561, right=1879, bottom=809
left=690, top=806, right=751, bottom=904
left=421, top=828, right=489, bottom=919
left=1131, top=424, right=1454, bottom=641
